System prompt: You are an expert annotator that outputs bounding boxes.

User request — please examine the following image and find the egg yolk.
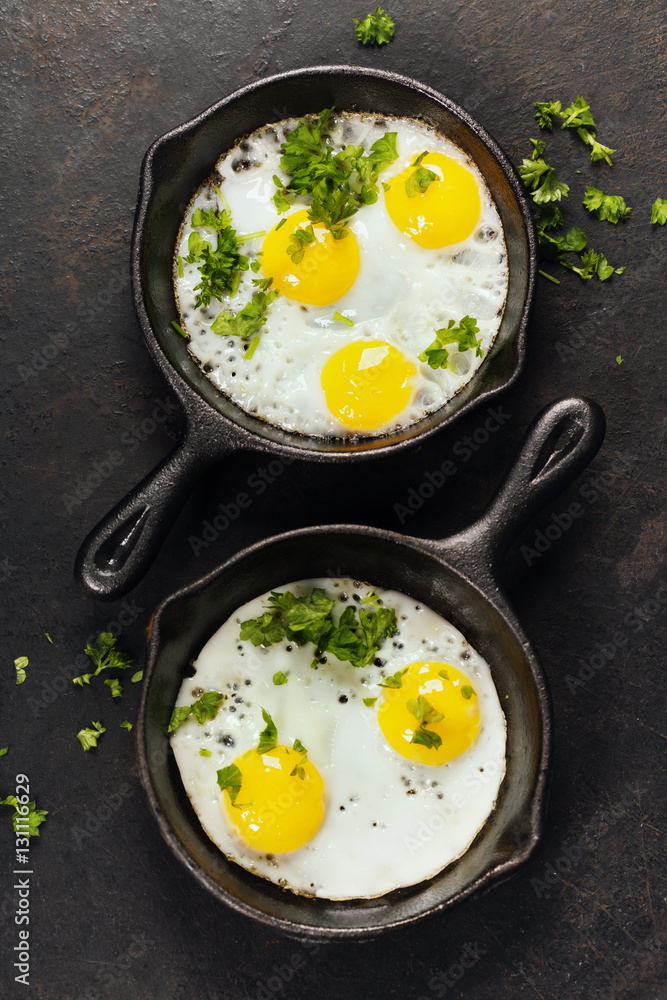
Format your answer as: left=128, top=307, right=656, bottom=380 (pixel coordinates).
left=378, top=661, right=481, bottom=766
left=261, top=209, right=360, bottom=305
left=221, top=745, right=326, bottom=853
left=384, top=152, right=481, bottom=249
left=321, top=339, right=416, bottom=432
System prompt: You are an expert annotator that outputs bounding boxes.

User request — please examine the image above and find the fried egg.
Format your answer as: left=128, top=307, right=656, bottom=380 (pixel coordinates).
left=174, top=113, right=508, bottom=438
left=170, top=578, right=506, bottom=899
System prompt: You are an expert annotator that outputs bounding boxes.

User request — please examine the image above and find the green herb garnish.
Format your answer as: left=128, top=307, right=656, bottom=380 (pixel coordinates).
left=257, top=708, right=278, bottom=753
left=104, top=678, right=123, bottom=699
left=378, top=667, right=408, bottom=689
left=120, top=720, right=133, bottom=732
left=217, top=764, right=243, bottom=807
left=651, top=198, right=667, bottom=225
left=74, top=633, right=134, bottom=687
left=404, top=152, right=437, bottom=198
left=210, top=289, right=278, bottom=342
left=1, top=796, right=48, bottom=837
left=286, top=224, right=315, bottom=264
left=582, top=187, right=632, bottom=224
left=518, top=139, right=570, bottom=204
left=407, top=695, right=444, bottom=750
left=168, top=691, right=225, bottom=733
left=460, top=685, right=475, bottom=700
left=290, top=738, right=309, bottom=779
left=14, top=656, right=28, bottom=685
left=199, top=748, right=212, bottom=757
left=353, top=6, right=395, bottom=45
left=272, top=671, right=288, bottom=686
left=363, top=697, right=378, bottom=707
left=77, top=721, right=106, bottom=751
left=333, top=311, right=354, bottom=327
left=419, top=316, right=483, bottom=371
left=185, top=206, right=249, bottom=308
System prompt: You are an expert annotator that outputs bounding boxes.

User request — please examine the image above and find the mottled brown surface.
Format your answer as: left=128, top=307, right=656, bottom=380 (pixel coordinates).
left=0, top=1, right=665, bottom=997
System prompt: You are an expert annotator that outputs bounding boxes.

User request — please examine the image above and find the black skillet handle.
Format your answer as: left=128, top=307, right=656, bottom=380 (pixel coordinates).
left=75, top=431, right=233, bottom=600
left=439, top=397, right=606, bottom=577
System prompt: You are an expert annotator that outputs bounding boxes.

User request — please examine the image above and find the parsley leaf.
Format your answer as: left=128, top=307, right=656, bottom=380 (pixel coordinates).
left=14, top=656, right=28, bottom=685
left=419, top=316, right=483, bottom=371
left=404, top=153, right=437, bottom=198
left=290, top=738, right=309, bottom=778
left=558, top=248, right=626, bottom=281
left=210, top=289, right=278, bottom=341
left=518, top=139, right=570, bottom=204
left=651, top=198, right=667, bottom=225
left=272, top=671, right=288, bottom=686
left=378, top=667, right=408, bottom=689
left=1, top=796, right=48, bottom=837
left=438, top=669, right=449, bottom=680
left=333, top=310, right=354, bottom=327
left=239, top=611, right=285, bottom=647
left=131, top=670, right=143, bottom=683
left=286, top=224, right=315, bottom=264
left=407, top=695, right=444, bottom=750
left=363, top=697, right=378, bottom=707
left=104, top=678, right=123, bottom=699
left=120, top=720, right=133, bottom=731
left=460, top=684, right=475, bottom=699
left=74, top=633, right=134, bottom=687
left=0, top=747, right=8, bottom=757
left=168, top=691, right=225, bottom=733
left=217, top=764, right=243, bottom=807
left=77, top=721, right=106, bottom=751
left=577, top=128, right=616, bottom=166
left=559, top=95, right=596, bottom=130
left=534, top=100, right=562, bottom=130
left=353, top=6, right=395, bottom=45
left=257, top=708, right=278, bottom=753
left=582, top=187, right=632, bottom=223
left=199, top=748, right=212, bottom=757
left=185, top=207, right=249, bottom=308
left=616, top=355, right=623, bottom=365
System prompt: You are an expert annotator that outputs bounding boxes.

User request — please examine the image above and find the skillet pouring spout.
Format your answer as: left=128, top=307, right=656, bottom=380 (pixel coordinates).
left=138, top=396, right=605, bottom=939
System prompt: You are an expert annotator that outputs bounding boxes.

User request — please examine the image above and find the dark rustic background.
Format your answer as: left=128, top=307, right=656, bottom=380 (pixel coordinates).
left=0, top=1, right=665, bottom=997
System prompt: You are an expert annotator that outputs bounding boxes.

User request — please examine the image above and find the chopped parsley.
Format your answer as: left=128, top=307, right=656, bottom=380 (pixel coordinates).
left=14, top=656, right=28, bottom=685
left=582, top=187, right=632, bottom=223
left=168, top=691, right=225, bottom=734
left=461, top=684, right=475, bottom=700
left=210, top=288, right=278, bottom=340
left=577, top=128, right=616, bottom=166
left=534, top=100, right=562, bottom=130
left=273, top=109, right=398, bottom=239
left=272, top=671, right=288, bottom=686
left=363, top=697, right=378, bottom=707
left=333, top=311, right=354, bottom=327
left=407, top=695, right=444, bottom=750
left=518, top=139, right=570, bottom=204
left=184, top=206, right=249, bottom=308
left=535, top=96, right=615, bottom=164
left=558, top=95, right=596, bottom=130
left=419, top=316, right=483, bottom=371
left=404, top=152, right=437, bottom=198
left=378, top=667, right=408, bottom=689
left=131, top=670, right=143, bottom=684
left=290, top=738, right=308, bottom=779
left=171, top=321, right=188, bottom=338
left=44, top=632, right=53, bottom=644
left=650, top=198, right=667, bottom=225
left=353, top=5, right=395, bottom=45
left=438, top=669, right=449, bottom=680
left=0, top=747, right=8, bottom=757
left=616, top=355, right=623, bottom=365
left=286, top=224, right=315, bottom=263
left=77, top=721, right=106, bottom=751
left=240, top=586, right=397, bottom=669
left=73, top=633, right=134, bottom=687
left=104, top=678, right=123, bottom=699
left=216, top=763, right=243, bottom=807
left=199, top=748, right=212, bottom=757
left=257, top=708, right=278, bottom=753
left=1, top=796, right=48, bottom=837
left=120, top=720, right=133, bottom=731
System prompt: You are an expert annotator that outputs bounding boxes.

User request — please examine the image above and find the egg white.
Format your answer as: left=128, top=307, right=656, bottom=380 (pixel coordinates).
left=170, top=578, right=506, bottom=899
left=174, top=113, right=508, bottom=438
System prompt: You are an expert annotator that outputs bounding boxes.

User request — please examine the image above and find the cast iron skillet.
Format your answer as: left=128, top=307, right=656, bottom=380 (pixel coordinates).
left=76, top=65, right=537, bottom=601
left=137, top=396, right=605, bottom=940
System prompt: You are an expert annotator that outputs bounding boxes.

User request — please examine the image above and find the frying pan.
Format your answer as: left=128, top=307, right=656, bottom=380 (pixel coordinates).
left=137, top=395, right=605, bottom=940
left=75, top=65, right=537, bottom=601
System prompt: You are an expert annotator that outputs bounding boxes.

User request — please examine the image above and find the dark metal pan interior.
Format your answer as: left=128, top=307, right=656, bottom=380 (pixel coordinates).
left=139, top=528, right=545, bottom=939
left=134, top=65, right=536, bottom=457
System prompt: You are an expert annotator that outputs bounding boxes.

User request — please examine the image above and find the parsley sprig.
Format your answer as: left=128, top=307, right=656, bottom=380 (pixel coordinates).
left=73, top=633, right=134, bottom=688
left=184, top=206, right=249, bottom=308
left=582, top=187, right=632, bottom=224
left=210, top=288, right=278, bottom=340
left=273, top=109, right=398, bottom=239
left=353, top=6, right=395, bottom=45
left=404, top=152, right=437, bottom=198
left=239, top=587, right=397, bottom=669
left=518, top=139, right=570, bottom=204
left=419, top=316, right=483, bottom=371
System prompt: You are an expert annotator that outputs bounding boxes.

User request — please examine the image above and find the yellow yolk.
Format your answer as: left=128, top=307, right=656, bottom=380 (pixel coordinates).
left=261, top=209, right=360, bottom=305
left=321, top=339, right=416, bottom=432
left=384, top=152, right=481, bottom=249
left=378, top=661, right=481, bottom=766
left=220, top=745, right=326, bottom=853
